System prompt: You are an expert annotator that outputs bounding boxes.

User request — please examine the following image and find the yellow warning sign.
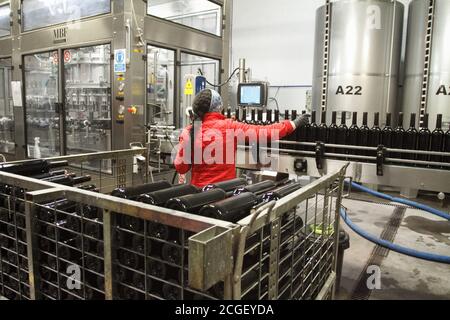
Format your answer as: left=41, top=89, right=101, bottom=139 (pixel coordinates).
left=184, top=79, right=194, bottom=96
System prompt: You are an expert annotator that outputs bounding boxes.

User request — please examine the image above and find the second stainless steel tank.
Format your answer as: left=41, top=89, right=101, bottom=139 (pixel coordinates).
left=402, top=0, right=450, bottom=130
left=312, top=0, right=404, bottom=126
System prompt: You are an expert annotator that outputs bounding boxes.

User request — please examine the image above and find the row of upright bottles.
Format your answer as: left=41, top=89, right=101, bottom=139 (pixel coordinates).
left=298, top=111, right=450, bottom=165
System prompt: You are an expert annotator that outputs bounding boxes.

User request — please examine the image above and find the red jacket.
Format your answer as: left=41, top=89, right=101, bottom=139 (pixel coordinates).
left=174, top=112, right=295, bottom=188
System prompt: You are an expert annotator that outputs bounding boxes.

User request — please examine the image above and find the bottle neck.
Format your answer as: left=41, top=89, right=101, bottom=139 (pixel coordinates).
left=362, top=113, right=368, bottom=127
left=397, top=113, right=403, bottom=128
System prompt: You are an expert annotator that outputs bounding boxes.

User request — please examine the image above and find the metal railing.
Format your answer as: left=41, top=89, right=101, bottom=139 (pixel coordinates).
left=0, top=149, right=348, bottom=300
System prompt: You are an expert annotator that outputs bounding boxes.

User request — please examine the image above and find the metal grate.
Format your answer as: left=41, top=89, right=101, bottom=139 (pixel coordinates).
left=0, top=186, right=30, bottom=300
left=233, top=167, right=347, bottom=300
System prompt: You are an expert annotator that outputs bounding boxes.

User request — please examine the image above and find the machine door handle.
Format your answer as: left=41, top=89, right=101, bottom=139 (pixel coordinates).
left=54, top=102, right=63, bottom=114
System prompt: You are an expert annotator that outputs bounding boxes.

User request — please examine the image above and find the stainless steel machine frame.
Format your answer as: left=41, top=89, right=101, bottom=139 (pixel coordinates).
left=0, top=149, right=347, bottom=300
left=237, top=143, right=450, bottom=196
left=0, top=0, right=231, bottom=161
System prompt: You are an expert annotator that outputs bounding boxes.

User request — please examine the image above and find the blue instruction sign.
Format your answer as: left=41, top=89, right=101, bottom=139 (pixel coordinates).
left=114, top=49, right=126, bottom=73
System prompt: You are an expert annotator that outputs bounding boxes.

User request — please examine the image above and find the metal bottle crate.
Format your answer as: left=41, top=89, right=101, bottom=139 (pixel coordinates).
left=0, top=148, right=348, bottom=300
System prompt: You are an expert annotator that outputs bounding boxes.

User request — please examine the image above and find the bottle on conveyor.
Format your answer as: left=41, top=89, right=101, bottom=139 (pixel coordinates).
left=297, top=110, right=308, bottom=151
left=44, top=174, right=92, bottom=187
left=290, top=110, right=298, bottom=150
left=369, top=112, right=382, bottom=159
left=317, top=111, right=328, bottom=144
left=417, top=114, right=432, bottom=163
left=248, top=109, right=259, bottom=162
left=430, top=114, right=445, bottom=166
left=328, top=111, right=338, bottom=154
left=227, top=108, right=232, bottom=119
left=265, top=109, right=273, bottom=125
left=166, top=189, right=227, bottom=214
left=404, top=113, right=418, bottom=162
left=137, top=184, right=198, bottom=207
left=257, top=109, right=264, bottom=125
left=241, top=108, right=247, bottom=123
left=199, top=192, right=259, bottom=223
left=265, top=109, right=274, bottom=149
left=111, top=181, right=172, bottom=200
left=347, top=112, right=359, bottom=155
left=280, top=110, right=290, bottom=151
left=233, top=180, right=277, bottom=196
left=381, top=113, right=394, bottom=158
left=392, top=112, right=405, bottom=159
left=249, top=109, right=256, bottom=125
left=308, top=111, right=319, bottom=151
left=274, top=110, right=280, bottom=124
left=445, top=124, right=450, bottom=165
left=337, top=111, right=348, bottom=155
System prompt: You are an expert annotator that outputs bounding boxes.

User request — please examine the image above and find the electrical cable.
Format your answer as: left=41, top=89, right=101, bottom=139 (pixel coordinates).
left=340, top=180, right=450, bottom=264
left=199, top=68, right=240, bottom=88
left=268, top=97, right=280, bottom=111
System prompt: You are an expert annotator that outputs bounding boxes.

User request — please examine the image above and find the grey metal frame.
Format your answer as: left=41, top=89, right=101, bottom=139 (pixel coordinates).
left=237, top=144, right=450, bottom=194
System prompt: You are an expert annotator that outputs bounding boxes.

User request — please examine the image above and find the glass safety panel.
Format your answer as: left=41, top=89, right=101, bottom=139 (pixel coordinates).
left=147, top=45, right=175, bottom=126
left=22, top=0, right=111, bottom=32
left=0, top=58, right=14, bottom=154
left=0, top=3, right=10, bottom=37
left=24, top=51, right=60, bottom=158
left=179, top=52, right=220, bottom=128
left=148, top=0, right=222, bottom=36
left=64, top=44, right=112, bottom=157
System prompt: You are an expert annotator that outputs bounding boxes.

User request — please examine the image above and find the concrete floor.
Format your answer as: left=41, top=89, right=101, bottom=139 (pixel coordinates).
left=337, top=196, right=450, bottom=300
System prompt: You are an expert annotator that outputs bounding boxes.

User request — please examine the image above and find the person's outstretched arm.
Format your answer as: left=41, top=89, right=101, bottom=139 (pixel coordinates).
left=174, top=126, right=192, bottom=175
left=228, top=119, right=295, bottom=140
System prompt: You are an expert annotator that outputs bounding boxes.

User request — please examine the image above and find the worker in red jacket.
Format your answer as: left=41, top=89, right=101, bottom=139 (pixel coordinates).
left=174, top=89, right=309, bottom=188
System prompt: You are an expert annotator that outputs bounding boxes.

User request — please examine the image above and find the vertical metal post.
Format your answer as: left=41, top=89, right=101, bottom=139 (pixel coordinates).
left=268, top=217, right=281, bottom=300
left=320, top=0, right=332, bottom=113
left=420, top=0, right=435, bottom=126
left=239, top=58, right=246, bottom=84
left=102, top=209, right=114, bottom=300
left=24, top=195, right=39, bottom=300
left=331, top=174, right=345, bottom=299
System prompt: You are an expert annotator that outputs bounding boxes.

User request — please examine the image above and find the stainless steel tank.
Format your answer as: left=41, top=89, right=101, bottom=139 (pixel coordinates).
left=402, top=0, right=450, bottom=130
left=312, top=0, right=404, bottom=126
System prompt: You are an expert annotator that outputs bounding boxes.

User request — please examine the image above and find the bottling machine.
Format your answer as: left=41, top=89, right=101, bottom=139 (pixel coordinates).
left=0, top=0, right=230, bottom=163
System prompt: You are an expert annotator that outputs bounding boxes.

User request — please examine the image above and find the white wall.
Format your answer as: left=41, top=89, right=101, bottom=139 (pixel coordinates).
left=230, top=0, right=322, bottom=112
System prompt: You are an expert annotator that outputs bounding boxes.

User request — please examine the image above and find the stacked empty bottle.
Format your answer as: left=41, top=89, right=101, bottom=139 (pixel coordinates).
left=107, top=177, right=307, bottom=300
left=0, top=159, right=98, bottom=300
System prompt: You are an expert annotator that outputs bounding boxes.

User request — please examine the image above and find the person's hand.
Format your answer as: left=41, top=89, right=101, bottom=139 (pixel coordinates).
left=293, top=114, right=311, bottom=128
left=178, top=174, right=187, bottom=184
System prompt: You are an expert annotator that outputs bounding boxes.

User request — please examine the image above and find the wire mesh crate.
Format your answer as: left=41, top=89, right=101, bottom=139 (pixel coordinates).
left=232, top=165, right=347, bottom=300
left=0, top=148, right=148, bottom=300
left=0, top=149, right=347, bottom=300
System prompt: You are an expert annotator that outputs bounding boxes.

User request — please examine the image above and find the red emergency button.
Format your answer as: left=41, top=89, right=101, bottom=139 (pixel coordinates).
left=128, top=106, right=138, bottom=115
